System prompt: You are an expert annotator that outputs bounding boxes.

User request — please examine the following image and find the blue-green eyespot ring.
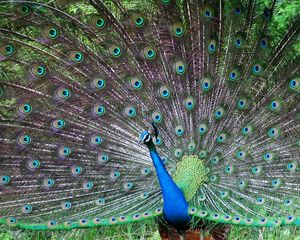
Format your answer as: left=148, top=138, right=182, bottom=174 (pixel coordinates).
left=52, top=119, right=65, bottom=129
left=44, top=178, right=55, bottom=188
left=252, top=63, right=263, bottom=75
left=198, top=123, right=208, bottom=135
left=22, top=204, right=32, bottom=214
left=18, top=103, right=32, bottom=114
left=59, top=147, right=71, bottom=157
left=143, top=47, right=156, bottom=59
left=28, top=159, right=40, bottom=170
left=152, top=111, right=163, bottom=123
left=175, top=125, right=184, bottom=136
left=130, top=77, right=143, bottom=90
left=125, top=106, right=137, bottom=117
left=18, top=134, right=31, bottom=145
left=159, top=86, right=171, bottom=98
left=56, top=88, right=71, bottom=100
left=109, top=44, right=122, bottom=57
left=1, top=175, right=10, bottom=185
left=184, top=97, right=195, bottom=110
left=289, top=78, right=299, bottom=91
left=93, top=104, right=106, bottom=116
left=201, top=77, right=212, bottom=91
left=214, top=107, right=225, bottom=120
left=92, top=78, right=106, bottom=90
left=175, top=61, right=186, bottom=75
left=208, top=40, right=217, bottom=54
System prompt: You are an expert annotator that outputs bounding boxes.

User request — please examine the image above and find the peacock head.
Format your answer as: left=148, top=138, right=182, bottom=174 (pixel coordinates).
left=139, top=131, right=152, bottom=145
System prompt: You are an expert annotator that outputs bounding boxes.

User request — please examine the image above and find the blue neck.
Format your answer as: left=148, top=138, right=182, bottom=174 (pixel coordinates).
left=146, top=141, right=191, bottom=230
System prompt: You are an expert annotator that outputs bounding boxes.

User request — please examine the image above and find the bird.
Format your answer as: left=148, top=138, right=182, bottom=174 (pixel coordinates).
left=0, top=0, right=299, bottom=240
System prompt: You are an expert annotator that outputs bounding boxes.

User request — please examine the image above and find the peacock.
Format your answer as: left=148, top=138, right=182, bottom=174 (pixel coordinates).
left=0, top=0, right=299, bottom=239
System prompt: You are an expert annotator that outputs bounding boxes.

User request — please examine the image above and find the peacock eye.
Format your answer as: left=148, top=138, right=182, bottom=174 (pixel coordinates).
left=208, top=40, right=217, bottom=54
left=96, top=18, right=106, bottom=28
left=214, top=107, right=225, bottom=119
left=284, top=199, right=292, bottom=206
left=251, top=166, right=262, bottom=175
left=124, top=182, right=133, bottom=190
left=198, top=123, right=207, bottom=135
left=56, top=88, right=71, bottom=100
left=44, top=178, right=55, bottom=188
left=28, top=159, right=40, bottom=170
left=216, top=133, right=227, bottom=143
left=263, top=152, right=274, bottom=161
left=1, top=175, right=10, bottom=185
left=96, top=197, right=105, bottom=206
left=92, top=78, right=106, bottom=90
left=18, top=103, right=32, bottom=114
left=161, top=0, right=171, bottom=5
left=268, top=127, right=279, bottom=138
left=260, top=38, right=268, bottom=49
left=201, top=78, right=212, bottom=91
left=269, top=100, right=281, bottom=112
left=62, top=201, right=72, bottom=210
left=203, top=9, right=213, bottom=19
left=71, top=166, right=82, bottom=175
left=236, top=150, right=246, bottom=159
left=237, top=98, right=248, bottom=109
left=69, top=51, right=84, bottom=62
left=93, top=104, right=106, bottom=116
left=59, top=147, right=71, bottom=157
left=198, top=149, right=206, bottom=158
left=220, top=191, right=228, bottom=198
left=242, top=125, right=253, bottom=135
left=289, top=78, right=299, bottom=91
left=47, top=27, right=58, bottom=39
left=130, top=77, right=143, bottom=90
left=175, top=60, right=186, bottom=75
left=19, top=4, right=31, bottom=15
left=184, top=97, right=195, bottom=110
left=52, top=119, right=65, bottom=130
left=271, top=179, right=281, bottom=188
left=171, top=22, right=185, bottom=37
left=225, top=165, right=233, bottom=174
left=159, top=86, right=171, bottom=98
left=31, top=64, right=46, bottom=77
left=4, top=44, right=15, bottom=56
left=133, top=16, right=145, bottom=27
left=141, top=167, right=151, bottom=175
left=252, top=63, right=263, bottom=75
left=175, top=125, right=184, bottom=136
left=234, top=36, right=244, bottom=48
left=109, top=44, right=122, bottom=57
left=21, top=204, right=32, bottom=214
left=110, top=171, right=120, bottom=180
left=229, top=69, right=240, bottom=81
left=174, top=148, right=183, bottom=158
left=152, top=111, right=163, bottom=123
left=287, top=162, right=297, bottom=171
left=98, top=153, right=109, bottom=163
left=17, top=134, right=31, bottom=145
left=234, top=7, right=241, bottom=15
left=83, top=181, right=93, bottom=190
left=210, top=155, right=220, bottom=164
left=125, top=106, right=137, bottom=117
left=90, top=135, right=102, bottom=145
left=143, top=47, right=156, bottom=59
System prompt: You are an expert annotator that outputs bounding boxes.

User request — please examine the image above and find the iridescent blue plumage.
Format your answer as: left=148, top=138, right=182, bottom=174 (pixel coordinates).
left=140, top=131, right=191, bottom=230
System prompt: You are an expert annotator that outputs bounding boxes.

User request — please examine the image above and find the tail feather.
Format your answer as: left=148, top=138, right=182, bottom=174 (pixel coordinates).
left=0, top=0, right=300, bottom=230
